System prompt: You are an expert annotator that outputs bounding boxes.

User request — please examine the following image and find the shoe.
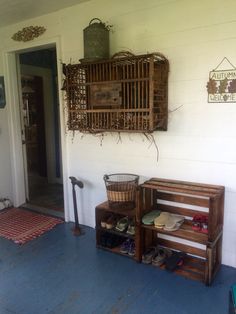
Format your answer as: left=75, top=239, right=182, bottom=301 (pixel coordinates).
left=0, top=198, right=12, bottom=210
left=115, top=216, right=129, bottom=232
left=100, top=215, right=116, bottom=230
left=128, top=240, right=135, bottom=256
left=142, top=247, right=157, bottom=264
left=192, top=215, right=208, bottom=233
left=152, top=247, right=172, bottom=266
left=120, top=239, right=131, bottom=254
left=100, top=233, right=108, bottom=247
left=126, top=219, right=135, bottom=235
left=106, top=215, right=116, bottom=230
left=101, top=214, right=109, bottom=228
left=3, top=198, right=12, bottom=208
left=201, top=221, right=208, bottom=234
left=106, top=234, right=123, bottom=249
left=165, top=251, right=186, bottom=271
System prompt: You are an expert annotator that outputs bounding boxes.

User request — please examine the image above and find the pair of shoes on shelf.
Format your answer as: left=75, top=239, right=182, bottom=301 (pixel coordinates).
left=142, top=210, right=161, bottom=225
left=101, top=214, right=116, bottom=230
left=142, top=245, right=171, bottom=266
left=120, top=239, right=135, bottom=256
left=154, top=212, right=184, bottom=231
left=192, top=214, right=208, bottom=234
left=115, top=217, right=135, bottom=235
left=152, top=247, right=172, bottom=267
left=142, top=246, right=157, bottom=264
left=100, top=232, right=123, bottom=249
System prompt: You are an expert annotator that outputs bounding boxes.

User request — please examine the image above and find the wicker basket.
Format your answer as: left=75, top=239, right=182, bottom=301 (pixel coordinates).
left=104, top=173, right=139, bottom=208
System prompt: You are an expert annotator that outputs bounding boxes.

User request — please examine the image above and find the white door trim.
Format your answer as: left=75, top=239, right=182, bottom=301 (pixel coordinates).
left=3, top=36, right=70, bottom=221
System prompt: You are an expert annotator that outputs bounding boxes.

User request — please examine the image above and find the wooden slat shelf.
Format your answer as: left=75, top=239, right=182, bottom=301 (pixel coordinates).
left=96, top=226, right=135, bottom=240
left=157, top=254, right=206, bottom=283
left=141, top=221, right=208, bottom=245
left=142, top=178, right=224, bottom=198
left=96, top=245, right=135, bottom=260
left=96, top=201, right=135, bottom=218
left=67, top=77, right=150, bottom=86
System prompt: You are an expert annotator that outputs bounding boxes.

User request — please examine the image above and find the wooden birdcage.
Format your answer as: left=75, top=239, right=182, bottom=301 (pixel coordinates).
left=64, top=52, right=169, bottom=133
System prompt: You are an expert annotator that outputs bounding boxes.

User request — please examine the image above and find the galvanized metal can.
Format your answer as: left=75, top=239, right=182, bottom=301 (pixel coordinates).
left=83, top=18, right=109, bottom=61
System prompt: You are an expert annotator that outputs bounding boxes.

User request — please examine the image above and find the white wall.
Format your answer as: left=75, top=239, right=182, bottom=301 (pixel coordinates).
left=0, top=107, right=12, bottom=200
left=0, top=0, right=236, bottom=266
left=0, top=54, right=13, bottom=201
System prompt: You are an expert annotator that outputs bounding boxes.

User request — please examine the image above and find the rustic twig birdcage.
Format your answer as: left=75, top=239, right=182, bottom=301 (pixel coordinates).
left=64, top=52, right=169, bottom=133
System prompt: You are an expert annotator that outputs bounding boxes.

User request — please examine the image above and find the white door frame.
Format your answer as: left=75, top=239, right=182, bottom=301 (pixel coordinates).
left=3, top=37, right=69, bottom=221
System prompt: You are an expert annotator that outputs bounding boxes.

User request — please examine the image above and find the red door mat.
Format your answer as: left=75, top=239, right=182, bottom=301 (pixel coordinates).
left=0, top=207, right=63, bottom=244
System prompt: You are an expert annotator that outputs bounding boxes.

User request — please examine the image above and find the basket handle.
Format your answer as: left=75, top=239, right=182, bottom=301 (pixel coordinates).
left=103, top=174, right=109, bottom=181
left=89, top=18, right=102, bottom=25
left=111, top=51, right=135, bottom=59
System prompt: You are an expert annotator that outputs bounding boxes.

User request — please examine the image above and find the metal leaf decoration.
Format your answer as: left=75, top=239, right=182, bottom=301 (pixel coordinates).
left=206, top=78, right=218, bottom=94
left=12, top=26, right=46, bottom=42
left=228, top=79, right=236, bottom=93
left=218, top=78, right=228, bottom=94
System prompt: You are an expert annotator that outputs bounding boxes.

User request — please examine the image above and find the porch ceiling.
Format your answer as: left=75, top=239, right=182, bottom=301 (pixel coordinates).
left=0, top=0, right=90, bottom=28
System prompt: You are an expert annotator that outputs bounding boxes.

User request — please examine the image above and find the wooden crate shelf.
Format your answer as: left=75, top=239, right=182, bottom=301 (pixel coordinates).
left=95, top=178, right=224, bottom=285
left=96, top=201, right=136, bottom=218
left=64, top=53, right=169, bottom=133
left=95, top=202, right=138, bottom=261
left=136, top=178, right=225, bottom=285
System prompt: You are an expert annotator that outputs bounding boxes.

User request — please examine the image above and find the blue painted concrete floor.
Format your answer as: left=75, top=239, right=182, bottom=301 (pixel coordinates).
left=0, top=222, right=235, bottom=314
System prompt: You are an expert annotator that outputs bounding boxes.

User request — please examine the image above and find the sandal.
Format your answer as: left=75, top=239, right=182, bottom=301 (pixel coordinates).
left=163, top=214, right=184, bottom=231
left=115, top=216, right=129, bottom=232
left=154, top=212, right=170, bottom=229
left=142, top=210, right=161, bottom=225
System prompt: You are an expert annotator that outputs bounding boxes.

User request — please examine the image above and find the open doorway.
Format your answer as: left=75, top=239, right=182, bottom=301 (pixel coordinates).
left=18, top=47, right=64, bottom=218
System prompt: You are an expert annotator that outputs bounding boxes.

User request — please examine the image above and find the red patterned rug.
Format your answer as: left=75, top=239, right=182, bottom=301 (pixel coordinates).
left=0, top=207, right=63, bottom=244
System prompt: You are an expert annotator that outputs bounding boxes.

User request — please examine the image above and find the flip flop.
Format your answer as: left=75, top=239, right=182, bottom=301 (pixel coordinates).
left=142, top=210, right=161, bottom=225
left=163, top=214, right=185, bottom=231
left=154, top=212, right=170, bottom=229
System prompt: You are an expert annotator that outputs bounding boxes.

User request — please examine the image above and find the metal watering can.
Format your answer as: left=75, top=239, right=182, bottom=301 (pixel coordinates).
left=83, top=18, right=110, bottom=61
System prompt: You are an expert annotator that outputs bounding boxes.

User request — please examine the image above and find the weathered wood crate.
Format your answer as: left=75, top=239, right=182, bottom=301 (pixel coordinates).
left=136, top=178, right=225, bottom=285
left=64, top=53, right=169, bottom=133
